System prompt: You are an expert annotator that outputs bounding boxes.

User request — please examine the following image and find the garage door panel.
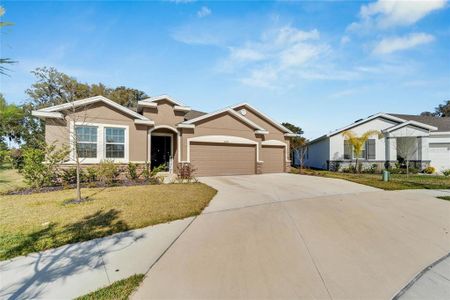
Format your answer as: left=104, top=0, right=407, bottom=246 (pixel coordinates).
left=429, top=143, right=450, bottom=171
left=190, top=142, right=256, bottom=176
left=261, top=146, right=285, bottom=173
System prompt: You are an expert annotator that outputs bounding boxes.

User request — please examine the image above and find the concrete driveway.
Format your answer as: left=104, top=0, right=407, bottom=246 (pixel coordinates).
left=133, top=174, right=450, bottom=299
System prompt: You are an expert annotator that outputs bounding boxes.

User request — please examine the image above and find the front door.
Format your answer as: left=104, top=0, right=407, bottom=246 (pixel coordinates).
left=151, top=135, right=171, bottom=171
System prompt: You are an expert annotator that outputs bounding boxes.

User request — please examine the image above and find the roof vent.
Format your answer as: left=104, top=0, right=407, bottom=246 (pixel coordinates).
left=354, top=118, right=363, bottom=123
left=239, top=109, right=247, bottom=116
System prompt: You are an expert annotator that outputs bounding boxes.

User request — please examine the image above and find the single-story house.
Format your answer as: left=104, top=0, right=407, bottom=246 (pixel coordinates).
left=304, top=113, right=450, bottom=172
left=32, top=95, right=297, bottom=176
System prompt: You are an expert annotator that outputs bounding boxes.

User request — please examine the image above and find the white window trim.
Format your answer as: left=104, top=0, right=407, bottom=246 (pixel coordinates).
left=70, top=121, right=129, bottom=164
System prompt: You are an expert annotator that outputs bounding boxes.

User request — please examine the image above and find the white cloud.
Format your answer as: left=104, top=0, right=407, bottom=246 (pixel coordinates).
left=349, top=0, right=447, bottom=30
left=340, top=36, right=350, bottom=45
left=197, top=6, right=211, bottom=18
left=217, top=26, right=328, bottom=88
left=373, top=32, right=434, bottom=54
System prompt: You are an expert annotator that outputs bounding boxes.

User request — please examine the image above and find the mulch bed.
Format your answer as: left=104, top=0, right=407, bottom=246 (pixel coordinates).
left=2, top=179, right=156, bottom=196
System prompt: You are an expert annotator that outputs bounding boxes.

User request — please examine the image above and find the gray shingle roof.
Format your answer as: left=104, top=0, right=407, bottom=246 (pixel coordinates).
left=389, top=113, right=450, bottom=132
left=184, top=109, right=207, bottom=121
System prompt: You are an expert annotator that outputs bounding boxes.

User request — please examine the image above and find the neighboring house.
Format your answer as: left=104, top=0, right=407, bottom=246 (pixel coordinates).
left=32, top=95, right=297, bottom=176
left=304, top=113, right=450, bottom=172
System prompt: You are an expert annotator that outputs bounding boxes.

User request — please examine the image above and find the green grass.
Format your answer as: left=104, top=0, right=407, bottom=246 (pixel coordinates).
left=0, top=183, right=217, bottom=260
left=293, top=168, right=450, bottom=190
left=0, top=164, right=26, bottom=194
left=438, top=196, right=450, bottom=201
left=75, top=274, right=144, bottom=300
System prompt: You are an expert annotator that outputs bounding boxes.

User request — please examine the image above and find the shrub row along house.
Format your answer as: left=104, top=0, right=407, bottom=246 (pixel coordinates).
left=32, top=95, right=298, bottom=176
left=304, top=113, right=450, bottom=172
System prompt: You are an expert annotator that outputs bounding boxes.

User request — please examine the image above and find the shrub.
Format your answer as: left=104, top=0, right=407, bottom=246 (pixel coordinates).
left=61, top=167, right=86, bottom=185
left=423, top=166, right=436, bottom=174
left=22, top=144, right=69, bottom=188
left=9, top=148, right=24, bottom=170
left=97, top=160, right=119, bottom=185
left=442, top=169, right=450, bottom=177
left=127, top=162, right=138, bottom=180
left=177, top=163, right=197, bottom=182
left=85, top=166, right=98, bottom=183
left=341, top=165, right=357, bottom=173
left=362, top=163, right=379, bottom=174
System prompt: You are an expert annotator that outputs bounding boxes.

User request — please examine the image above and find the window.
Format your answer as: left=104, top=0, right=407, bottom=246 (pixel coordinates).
left=344, top=140, right=352, bottom=159
left=343, top=139, right=376, bottom=160
left=105, top=127, right=125, bottom=158
left=75, top=126, right=98, bottom=158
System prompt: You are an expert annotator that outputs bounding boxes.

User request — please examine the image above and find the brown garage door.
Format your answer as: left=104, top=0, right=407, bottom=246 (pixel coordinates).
left=261, top=146, right=285, bottom=173
left=190, top=142, right=256, bottom=176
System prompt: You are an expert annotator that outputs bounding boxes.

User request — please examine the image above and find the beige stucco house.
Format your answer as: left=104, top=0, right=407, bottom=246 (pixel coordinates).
left=32, top=95, right=297, bottom=176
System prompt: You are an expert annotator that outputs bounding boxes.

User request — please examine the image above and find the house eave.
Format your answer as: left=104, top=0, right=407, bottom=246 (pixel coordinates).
left=31, top=111, right=64, bottom=119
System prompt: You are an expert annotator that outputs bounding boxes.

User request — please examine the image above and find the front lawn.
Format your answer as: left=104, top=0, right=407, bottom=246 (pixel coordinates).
left=0, top=183, right=217, bottom=260
left=294, top=168, right=450, bottom=190
left=75, top=274, right=144, bottom=300
left=0, top=164, right=26, bottom=194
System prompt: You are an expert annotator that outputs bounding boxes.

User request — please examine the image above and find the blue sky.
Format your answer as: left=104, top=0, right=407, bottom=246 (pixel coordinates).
left=1, top=0, right=449, bottom=138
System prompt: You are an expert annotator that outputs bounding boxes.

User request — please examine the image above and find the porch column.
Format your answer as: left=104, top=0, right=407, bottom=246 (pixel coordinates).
left=385, top=137, right=397, bottom=162
left=418, top=136, right=429, bottom=161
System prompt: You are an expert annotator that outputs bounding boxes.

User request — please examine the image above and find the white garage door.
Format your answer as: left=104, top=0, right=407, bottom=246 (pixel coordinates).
left=190, top=142, right=256, bottom=176
left=429, top=143, right=450, bottom=172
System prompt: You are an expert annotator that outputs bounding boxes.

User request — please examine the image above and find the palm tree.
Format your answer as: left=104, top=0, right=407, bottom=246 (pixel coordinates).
left=342, top=130, right=381, bottom=173
left=0, top=7, right=16, bottom=75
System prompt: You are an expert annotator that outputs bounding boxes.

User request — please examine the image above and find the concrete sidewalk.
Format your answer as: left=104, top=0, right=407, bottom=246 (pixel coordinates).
left=0, top=217, right=193, bottom=300
left=397, top=253, right=450, bottom=300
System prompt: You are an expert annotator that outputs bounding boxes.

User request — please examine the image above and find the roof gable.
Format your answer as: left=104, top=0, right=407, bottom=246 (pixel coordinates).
left=137, top=95, right=191, bottom=113
left=231, top=103, right=292, bottom=134
left=37, top=95, right=149, bottom=121
left=183, top=107, right=266, bottom=132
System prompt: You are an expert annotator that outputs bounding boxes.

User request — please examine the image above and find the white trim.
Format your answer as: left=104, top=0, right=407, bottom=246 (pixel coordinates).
left=255, top=130, right=269, bottom=135
left=137, top=102, right=158, bottom=109
left=38, top=95, right=150, bottom=121
left=142, top=95, right=185, bottom=106
left=149, top=125, right=180, bottom=171
left=70, top=121, right=129, bottom=164
left=383, top=120, right=438, bottom=133
left=430, top=131, right=450, bottom=136
left=177, top=123, right=195, bottom=129
left=186, top=135, right=261, bottom=163
left=284, top=133, right=301, bottom=137
left=183, top=107, right=266, bottom=131
left=174, top=105, right=191, bottom=112
left=261, top=140, right=290, bottom=162
left=230, top=103, right=293, bottom=133
left=32, top=111, right=64, bottom=119
left=134, top=119, right=155, bottom=126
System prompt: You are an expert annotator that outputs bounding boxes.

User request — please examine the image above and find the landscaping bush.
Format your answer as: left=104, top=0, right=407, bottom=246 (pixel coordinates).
left=362, top=163, right=379, bottom=174
left=177, top=163, right=197, bottom=182
left=443, top=169, right=450, bottom=177
left=22, top=144, right=69, bottom=188
left=85, top=166, right=98, bottom=183
left=61, top=167, right=86, bottom=185
left=341, top=165, right=357, bottom=173
left=127, top=162, right=139, bottom=180
left=97, top=160, right=119, bottom=185
left=9, top=148, right=24, bottom=170
left=423, top=166, right=436, bottom=174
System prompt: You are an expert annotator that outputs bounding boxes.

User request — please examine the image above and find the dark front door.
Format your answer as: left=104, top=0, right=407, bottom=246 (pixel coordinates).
left=151, top=135, right=171, bottom=171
